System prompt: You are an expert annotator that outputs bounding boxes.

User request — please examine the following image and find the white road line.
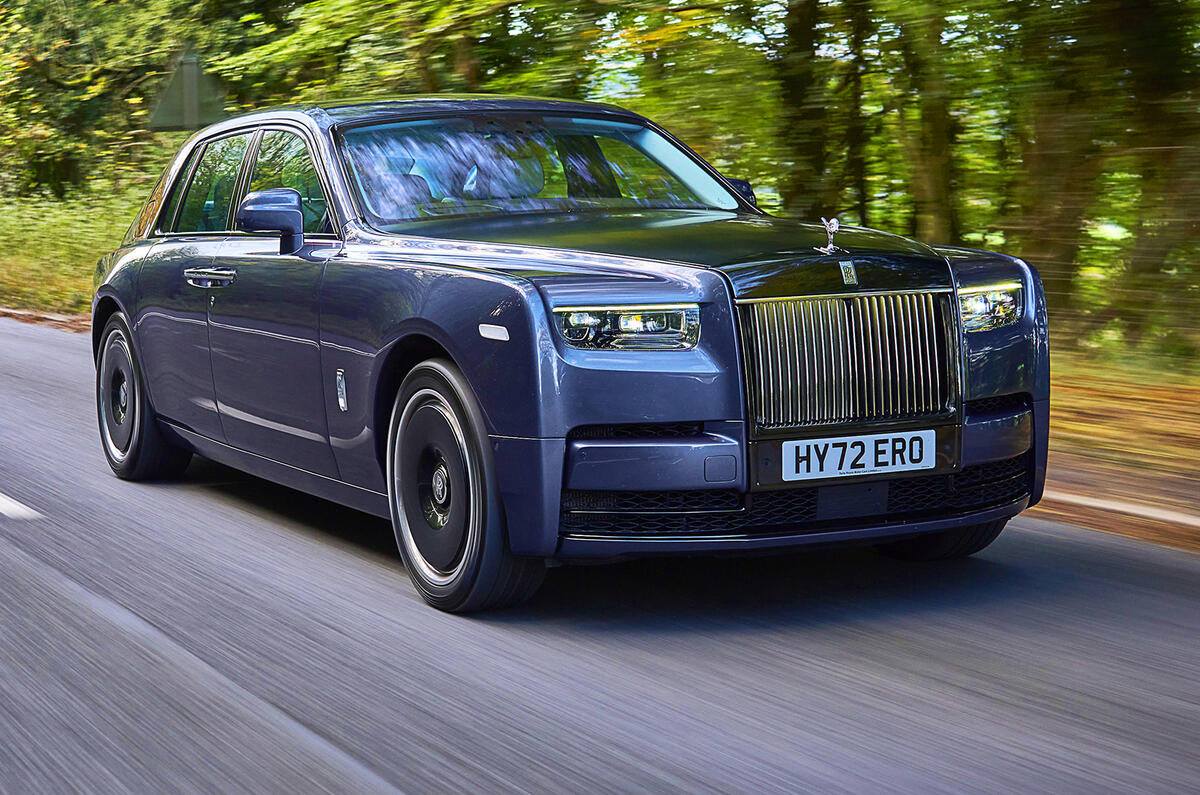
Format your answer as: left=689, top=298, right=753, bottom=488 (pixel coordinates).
left=0, top=491, right=42, bottom=520
left=1043, top=490, right=1200, bottom=529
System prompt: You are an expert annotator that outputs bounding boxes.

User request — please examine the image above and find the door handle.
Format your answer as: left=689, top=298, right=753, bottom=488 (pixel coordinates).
left=183, top=267, right=237, bottom=288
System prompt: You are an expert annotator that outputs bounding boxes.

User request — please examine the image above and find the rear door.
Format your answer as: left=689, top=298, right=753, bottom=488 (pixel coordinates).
left=207, top=127, right=341, bottom=476
left=136, top=132, right=253, bottom=441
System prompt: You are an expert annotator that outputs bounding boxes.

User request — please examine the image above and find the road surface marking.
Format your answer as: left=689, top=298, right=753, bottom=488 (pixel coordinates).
left=0, top=491, right=42, bottom=520
left=1043, top=490, right=1200, bottom=529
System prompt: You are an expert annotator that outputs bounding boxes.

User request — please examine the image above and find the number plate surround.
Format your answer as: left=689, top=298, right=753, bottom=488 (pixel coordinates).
left=750, top=425, right=961, bottom=490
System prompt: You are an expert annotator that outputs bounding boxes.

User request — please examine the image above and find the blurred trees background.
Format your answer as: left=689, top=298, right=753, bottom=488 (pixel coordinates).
left=0, top=0, right=1197, bottom=364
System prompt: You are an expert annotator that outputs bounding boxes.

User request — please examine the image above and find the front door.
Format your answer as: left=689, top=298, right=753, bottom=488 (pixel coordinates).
left=207, top=128, right=341, bottom=477
left=135, top=132, right=253, bottom=441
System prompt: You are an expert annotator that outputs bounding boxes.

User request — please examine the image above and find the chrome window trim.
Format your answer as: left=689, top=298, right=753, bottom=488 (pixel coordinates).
left=151, top=118, right=345, bottom=242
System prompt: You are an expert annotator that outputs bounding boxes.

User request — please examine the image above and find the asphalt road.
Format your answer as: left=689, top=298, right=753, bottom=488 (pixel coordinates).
left=1, top=316, right=1198, bottom=794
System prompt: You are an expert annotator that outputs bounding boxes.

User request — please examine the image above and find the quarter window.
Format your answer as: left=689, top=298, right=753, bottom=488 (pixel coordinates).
left=173, top=133, right=252, bottom=233
left=125, top=166, right=168, bottom=244
left=248, top=131, right=330, bottom=234
left=156, top=146, right=200, bottom=233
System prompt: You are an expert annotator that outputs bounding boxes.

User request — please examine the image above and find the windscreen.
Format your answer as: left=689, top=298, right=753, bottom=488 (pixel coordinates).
left=338, top=114, right=740, bottom=227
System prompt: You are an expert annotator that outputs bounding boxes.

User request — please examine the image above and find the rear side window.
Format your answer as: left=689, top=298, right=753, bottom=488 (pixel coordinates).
left=247, top=131, right=330, bottom=234
left=156, top=146, right=201, bottom=234
left=123, top=167, right=169, bottom=245
left=174, top=133, right=252, bottom=233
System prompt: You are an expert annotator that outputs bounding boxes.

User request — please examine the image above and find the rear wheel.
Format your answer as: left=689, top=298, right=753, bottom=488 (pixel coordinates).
left=875, top=520, right=1007, bottom=561
left=387, top=359, right=544, bottom=612
left=96, top=313, right=192, bottom=480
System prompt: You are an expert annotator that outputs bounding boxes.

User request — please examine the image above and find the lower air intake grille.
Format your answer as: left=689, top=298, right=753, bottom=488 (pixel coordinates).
left=964, top=393, right=1030, bottom=416
left=561, top=490, right=742, bottom=513
left=567, top=422, right=705, bottom=440
left=560, top=452, right=1031, bottom=537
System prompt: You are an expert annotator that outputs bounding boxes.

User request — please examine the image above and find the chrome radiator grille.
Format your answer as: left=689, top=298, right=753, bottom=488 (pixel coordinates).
left=739, top=291, right=958, bottom=432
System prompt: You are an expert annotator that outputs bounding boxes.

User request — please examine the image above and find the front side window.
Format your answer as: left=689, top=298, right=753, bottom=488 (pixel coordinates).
left=247, top=131, right=331, bottom=234
left=338, top=114, right=740, bottom=228
left=174, top=133, right=252, bottom=233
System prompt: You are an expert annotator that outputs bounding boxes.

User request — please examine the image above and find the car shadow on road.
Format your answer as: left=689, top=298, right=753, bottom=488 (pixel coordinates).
left=512, top=548, right=1048, bottom=633
left=182, top=457, right=399, bottom=559
left=182, top=457, right=1069, bottom=631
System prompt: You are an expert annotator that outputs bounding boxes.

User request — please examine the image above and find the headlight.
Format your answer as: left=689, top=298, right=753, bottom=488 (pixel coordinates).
left=553, top=304, right=701, bottom=350
left=958, top=283, right=1023, bottom=332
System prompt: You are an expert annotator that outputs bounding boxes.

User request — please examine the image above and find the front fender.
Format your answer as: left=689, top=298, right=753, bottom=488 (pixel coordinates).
left=318, top=251, right=553, bottom=493
left=937, top=246, right=1050, bottom=403
left=937, top=245, right=1050, bottom=506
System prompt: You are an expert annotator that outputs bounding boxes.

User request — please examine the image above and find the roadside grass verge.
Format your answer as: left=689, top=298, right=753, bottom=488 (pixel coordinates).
left=1035, top=350, right=1200, bottom=551
left=0, top=180, right=147, bottom=314
left=1049, top=350, right=1200, bottom=483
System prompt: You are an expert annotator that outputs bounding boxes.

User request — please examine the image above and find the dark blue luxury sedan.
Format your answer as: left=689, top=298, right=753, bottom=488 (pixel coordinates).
left=93, top=96, right=1049, bottom=612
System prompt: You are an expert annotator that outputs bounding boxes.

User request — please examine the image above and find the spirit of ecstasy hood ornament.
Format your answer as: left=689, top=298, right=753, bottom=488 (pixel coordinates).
left=815, top=216, right=848, bottom=255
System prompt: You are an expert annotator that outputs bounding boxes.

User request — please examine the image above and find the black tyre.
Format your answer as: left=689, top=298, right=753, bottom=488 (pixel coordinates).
left=875, top=519, right=1007, bottom=561
left=96, top=313, right=192, bottom=480
left=386, top=359, right=544, bottom=612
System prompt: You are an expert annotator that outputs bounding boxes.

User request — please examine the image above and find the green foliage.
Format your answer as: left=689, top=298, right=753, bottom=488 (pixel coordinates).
left=0, top=0, right=1197, bottom=364
left=0, top=178, right=150, bottom=313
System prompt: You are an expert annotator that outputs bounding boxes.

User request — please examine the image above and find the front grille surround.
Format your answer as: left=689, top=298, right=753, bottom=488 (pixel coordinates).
left=739, top=290, right=961, bottom=436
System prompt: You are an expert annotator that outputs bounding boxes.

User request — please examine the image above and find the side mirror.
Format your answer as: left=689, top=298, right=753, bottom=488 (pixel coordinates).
left=236, top=188, right=304, bottom=255
left=726, top=178, right=757, bottom=207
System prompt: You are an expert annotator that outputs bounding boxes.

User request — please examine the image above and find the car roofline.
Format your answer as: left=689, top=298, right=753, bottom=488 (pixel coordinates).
left=193, top=95, right=641, bottom=136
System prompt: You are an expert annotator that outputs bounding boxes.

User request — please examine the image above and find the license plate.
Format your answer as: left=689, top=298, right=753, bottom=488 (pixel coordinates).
left=782, top=429, right=937, bottom=481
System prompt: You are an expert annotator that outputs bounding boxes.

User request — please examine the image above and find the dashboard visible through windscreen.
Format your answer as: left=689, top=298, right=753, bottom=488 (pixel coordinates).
left=337, top=114, right=740, bottom=227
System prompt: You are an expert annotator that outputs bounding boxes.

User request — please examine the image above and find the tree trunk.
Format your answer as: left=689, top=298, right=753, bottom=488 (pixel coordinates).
left=453, top=36, right=480, bottom=91
left=897, top=12, right=957, bottom=244
left=1106, top=142, right=1200, bottom=343
left=844, top=0, right=871, bottom=227
left=1102, top=0, right=1199, bottom=341
left=1008, top=104, right=1105, bottom=314
left=776, top=0, right=827, bottom=220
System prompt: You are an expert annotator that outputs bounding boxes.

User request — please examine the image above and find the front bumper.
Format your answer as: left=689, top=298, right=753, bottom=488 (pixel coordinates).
left=493, top=397, right=1047, bottom=559
left=557, top=496, right=1029, bottom=560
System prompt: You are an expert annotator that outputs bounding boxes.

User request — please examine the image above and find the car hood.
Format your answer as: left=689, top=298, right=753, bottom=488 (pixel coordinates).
left=383, top=209, right=953, bottom=299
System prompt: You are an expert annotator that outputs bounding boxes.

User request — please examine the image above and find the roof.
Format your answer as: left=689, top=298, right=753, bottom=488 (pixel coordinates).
left=185, top=94, right=649, bottom=155
left=216, top=94, right=641, bottom=130
left=316, top=94, right=632, bottom=122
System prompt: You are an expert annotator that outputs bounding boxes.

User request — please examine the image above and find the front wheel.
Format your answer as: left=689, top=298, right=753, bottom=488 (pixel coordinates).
left=875, top=519, right=1007, bottom=561
left=96, top=313, right=192, bottom=480
left=386, top=359, right=544, bottom=612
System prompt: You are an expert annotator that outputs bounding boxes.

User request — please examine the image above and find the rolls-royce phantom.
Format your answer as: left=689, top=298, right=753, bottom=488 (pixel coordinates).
left=93, top=96, right=1049, bottom=612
